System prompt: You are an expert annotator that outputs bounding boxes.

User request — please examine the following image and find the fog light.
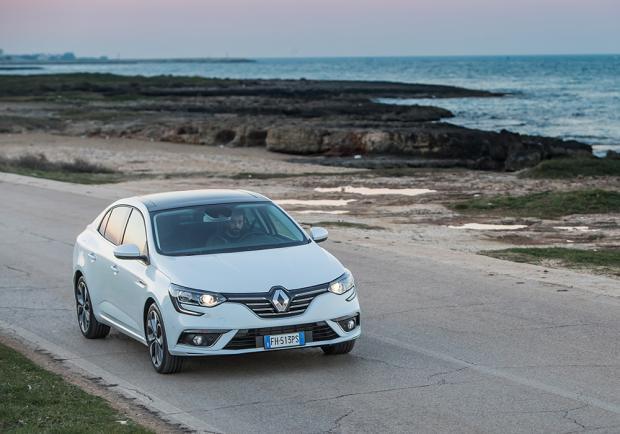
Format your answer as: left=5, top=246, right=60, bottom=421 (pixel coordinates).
left=179, top=331, right=227, bottom=347
left=335, top=314, right=360, bottom=332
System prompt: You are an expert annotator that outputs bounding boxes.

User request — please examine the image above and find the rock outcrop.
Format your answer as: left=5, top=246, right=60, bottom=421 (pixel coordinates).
left=0, top=73, right=592, bottom=171
left=265, top=124, right=591, bottom=171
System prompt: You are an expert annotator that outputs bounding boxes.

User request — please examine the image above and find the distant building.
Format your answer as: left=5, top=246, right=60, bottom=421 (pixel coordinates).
left=0, top=50, right=97, bottom=63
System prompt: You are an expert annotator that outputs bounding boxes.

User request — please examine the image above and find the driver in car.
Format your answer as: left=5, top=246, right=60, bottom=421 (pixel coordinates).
left=208, top=207, right=249, bottom=245
left=225, top=208, right=246, bottom=241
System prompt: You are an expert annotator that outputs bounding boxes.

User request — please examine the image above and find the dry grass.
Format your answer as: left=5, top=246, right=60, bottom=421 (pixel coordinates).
left=0, top=153, right=123, bottom=184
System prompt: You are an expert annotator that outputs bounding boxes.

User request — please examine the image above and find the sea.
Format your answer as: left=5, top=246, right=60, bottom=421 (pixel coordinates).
left=3, top=55, right=619, bottom=155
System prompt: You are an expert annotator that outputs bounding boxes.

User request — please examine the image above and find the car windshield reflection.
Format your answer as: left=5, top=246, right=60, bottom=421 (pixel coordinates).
left=152, top=202, right=309, bottom=256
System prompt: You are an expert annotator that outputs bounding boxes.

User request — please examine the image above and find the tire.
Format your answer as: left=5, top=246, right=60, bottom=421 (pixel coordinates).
left=321, top=339, right=356, bottom=355
left=75, top=276, right=110, bottom=339
left=145, top=304, right=184, bottom=374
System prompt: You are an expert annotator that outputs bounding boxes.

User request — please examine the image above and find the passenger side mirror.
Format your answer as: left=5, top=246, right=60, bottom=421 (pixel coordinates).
left=310, top=227, right=328, bottom=243
left=114, top=244, right=146, bottom=261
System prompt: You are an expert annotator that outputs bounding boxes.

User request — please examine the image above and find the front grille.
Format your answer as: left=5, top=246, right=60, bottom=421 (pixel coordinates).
left=224, top=284, right=328, bottom=318
left=224, top=321, right=339, bottom=350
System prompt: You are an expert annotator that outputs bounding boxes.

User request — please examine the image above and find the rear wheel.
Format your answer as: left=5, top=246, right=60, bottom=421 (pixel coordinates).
left=145, top=304, right=184, bottom=374
left=321, top=339, right=356, bottom=355
left=75, top=276, right=110, bottom=339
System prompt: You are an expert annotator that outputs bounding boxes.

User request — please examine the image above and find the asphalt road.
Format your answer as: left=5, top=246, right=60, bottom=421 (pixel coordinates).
left=1, top=179, right=620, bottom=433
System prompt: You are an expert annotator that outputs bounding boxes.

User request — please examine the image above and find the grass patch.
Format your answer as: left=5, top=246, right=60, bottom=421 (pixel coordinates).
left=0, top=342, right=150, bottom=433
left=452, top=189, right=620, bottom=218
left=303, top=221, right=384, bottom=230
left=521, top=157, right=620, bottom=179
left=483, top=247, right=620, bottom=275
left=0, top=153, right=125, bottom=184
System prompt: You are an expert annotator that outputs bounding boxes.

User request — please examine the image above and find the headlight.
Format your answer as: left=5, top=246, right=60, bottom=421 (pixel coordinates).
left=169, top=284, right=226, bottom=315
left=328, top=270, right=355, bottom=295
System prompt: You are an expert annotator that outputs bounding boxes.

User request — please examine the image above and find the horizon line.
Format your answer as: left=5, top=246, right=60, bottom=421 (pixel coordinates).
left=3, top=52, right=619, bottom=61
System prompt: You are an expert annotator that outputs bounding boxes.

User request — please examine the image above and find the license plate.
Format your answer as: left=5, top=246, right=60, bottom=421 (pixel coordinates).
left=263, top=332, right=305, bottom=349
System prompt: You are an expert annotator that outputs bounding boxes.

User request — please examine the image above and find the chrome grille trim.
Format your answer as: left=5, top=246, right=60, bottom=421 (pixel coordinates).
left=223, top=283, right=329, bottom=318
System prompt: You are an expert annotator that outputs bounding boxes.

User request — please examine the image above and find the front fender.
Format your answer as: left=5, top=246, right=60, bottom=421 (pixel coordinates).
left=140, top=267, right=173, bottom=339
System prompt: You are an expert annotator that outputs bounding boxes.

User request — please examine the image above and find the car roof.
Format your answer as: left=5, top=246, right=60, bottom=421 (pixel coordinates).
left=136, top=189, right=270, bottom=212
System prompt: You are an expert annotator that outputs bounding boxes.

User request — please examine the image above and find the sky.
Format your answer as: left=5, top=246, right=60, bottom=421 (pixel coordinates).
left=0, top=0, right=618, bottom=58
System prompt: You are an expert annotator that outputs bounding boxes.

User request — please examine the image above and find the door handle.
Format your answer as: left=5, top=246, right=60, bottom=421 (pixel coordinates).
left=87, top=252, right=97, bottom=262
left=135, top=279, right=147, bottom=288
left=110, top=264, right=119, bottom=275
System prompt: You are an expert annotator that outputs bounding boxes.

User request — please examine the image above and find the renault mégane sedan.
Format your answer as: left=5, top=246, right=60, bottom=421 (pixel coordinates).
left=72, top=190, right=361, bottom=373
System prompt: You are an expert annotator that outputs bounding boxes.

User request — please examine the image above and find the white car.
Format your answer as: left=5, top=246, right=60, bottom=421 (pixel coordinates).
left=73, top=190, right=361, bottom=373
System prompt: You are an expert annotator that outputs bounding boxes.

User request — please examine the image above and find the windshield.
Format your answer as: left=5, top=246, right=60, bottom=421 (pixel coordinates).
left=152, top=201, right=309, bottom=256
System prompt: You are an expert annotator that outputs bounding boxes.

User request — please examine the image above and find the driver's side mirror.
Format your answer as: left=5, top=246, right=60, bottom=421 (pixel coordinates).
left=310, top=227, right=328, bottom=243
left=114, top=244, right=147, bottom=262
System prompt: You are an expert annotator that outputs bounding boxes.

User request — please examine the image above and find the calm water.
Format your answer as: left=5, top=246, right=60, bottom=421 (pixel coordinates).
left=4, top=55, right=619, bottom=154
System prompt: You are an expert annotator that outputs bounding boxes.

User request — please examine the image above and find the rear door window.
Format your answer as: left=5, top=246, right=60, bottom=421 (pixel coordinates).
left=122, top=209, right=148, bottom=256
left=98, top=210, right=112, bottom=236
left=104, top=206, right=131, bottom=245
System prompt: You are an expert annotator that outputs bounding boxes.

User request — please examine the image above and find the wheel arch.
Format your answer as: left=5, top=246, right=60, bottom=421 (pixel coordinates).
left=143, top=297, right=157, bottom=336
left=73, top=270, right=84, bottom=289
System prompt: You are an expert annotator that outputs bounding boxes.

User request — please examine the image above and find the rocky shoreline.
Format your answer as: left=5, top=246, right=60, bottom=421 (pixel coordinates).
left=0, top=73, right=592, bottom=171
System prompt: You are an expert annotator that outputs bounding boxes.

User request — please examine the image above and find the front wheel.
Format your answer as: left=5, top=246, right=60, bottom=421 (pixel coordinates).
left=321, top=339, right=356, bottom=355
left=145, top=304, right=184, bottom=374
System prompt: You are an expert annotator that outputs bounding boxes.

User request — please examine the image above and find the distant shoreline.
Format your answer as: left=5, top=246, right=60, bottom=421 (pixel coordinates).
left=0, top=66, right=44, bottom=71
left=0, top=57, right=255, bottom=65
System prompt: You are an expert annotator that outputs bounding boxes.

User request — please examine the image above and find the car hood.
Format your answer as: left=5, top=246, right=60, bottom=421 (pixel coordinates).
left=155, top=242, right=344, bottom=293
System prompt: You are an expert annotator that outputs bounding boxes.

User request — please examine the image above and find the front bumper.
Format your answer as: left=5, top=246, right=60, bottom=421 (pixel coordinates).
left=163, top=290, right=361, bottom=356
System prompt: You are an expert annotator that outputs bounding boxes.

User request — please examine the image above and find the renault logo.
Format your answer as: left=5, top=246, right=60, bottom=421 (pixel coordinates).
left=271, top=288, right=290, bottom=312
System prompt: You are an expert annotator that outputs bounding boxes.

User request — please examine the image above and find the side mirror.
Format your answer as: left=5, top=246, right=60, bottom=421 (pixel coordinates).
left=310, top=227, right=328, bottom=243
left=114, top=244, right=146, bottom=261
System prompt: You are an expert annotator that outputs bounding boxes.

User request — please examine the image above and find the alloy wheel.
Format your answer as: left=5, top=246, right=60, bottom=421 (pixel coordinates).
left=76, top=280, right=91, bottom=333
left=146, top=309, right=164, bottom=368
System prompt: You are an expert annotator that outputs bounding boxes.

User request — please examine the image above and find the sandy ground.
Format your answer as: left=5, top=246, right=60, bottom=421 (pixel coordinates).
left=1, top=132, right=619, bottom=270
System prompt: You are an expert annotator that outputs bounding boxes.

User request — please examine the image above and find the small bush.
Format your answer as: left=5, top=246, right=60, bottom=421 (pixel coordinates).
left=61, top=157, right=115, bottom=173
